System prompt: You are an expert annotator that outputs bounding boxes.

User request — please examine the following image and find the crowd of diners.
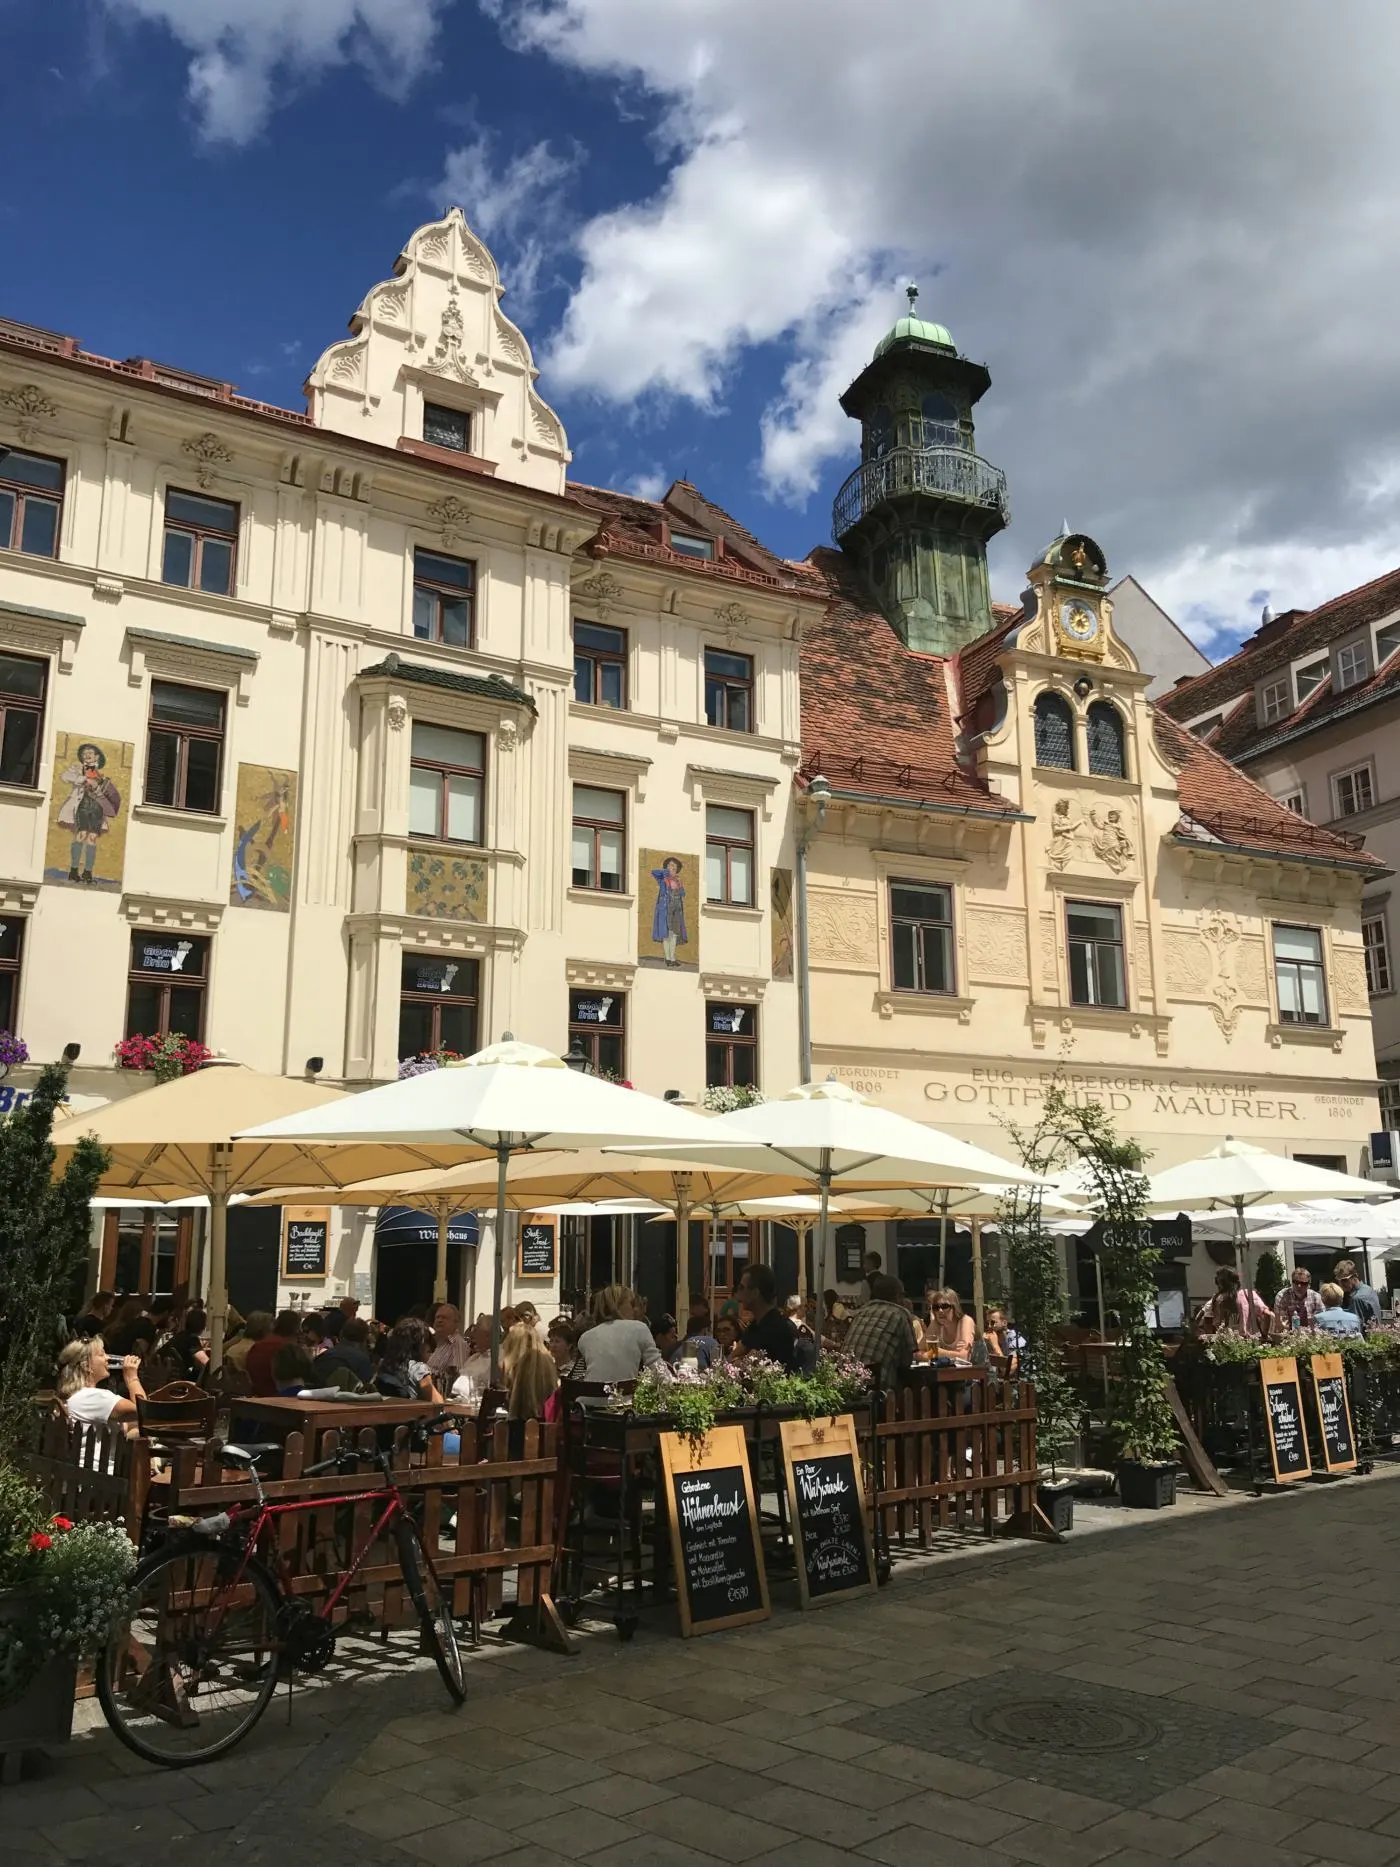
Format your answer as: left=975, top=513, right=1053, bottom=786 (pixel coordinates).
left=55, top=1251, right=1027, bottom=1435
left=1191, top=1259, right=1383, bottom=1342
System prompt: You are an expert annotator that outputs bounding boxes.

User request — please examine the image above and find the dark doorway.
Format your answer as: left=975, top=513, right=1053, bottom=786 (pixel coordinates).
left=373, top=1207, right=477, bottom=1322
left=226, top=1206, right=281, bottom=1318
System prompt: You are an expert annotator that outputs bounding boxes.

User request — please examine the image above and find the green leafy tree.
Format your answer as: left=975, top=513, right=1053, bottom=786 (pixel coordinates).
left=1253, top=1248, right=1284, bottom=1308
left=0, top=1065, right=108, bottom=1456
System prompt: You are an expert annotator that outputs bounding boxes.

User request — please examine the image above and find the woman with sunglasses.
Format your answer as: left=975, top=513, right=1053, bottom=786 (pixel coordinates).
left=924, top=1288, right=977, bottom=1364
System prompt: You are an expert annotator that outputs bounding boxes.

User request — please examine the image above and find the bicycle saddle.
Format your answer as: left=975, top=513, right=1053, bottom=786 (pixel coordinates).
left=220, top=1442, right=282, bottom=1467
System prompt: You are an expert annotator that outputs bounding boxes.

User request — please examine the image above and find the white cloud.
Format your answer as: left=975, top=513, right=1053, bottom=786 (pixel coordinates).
left=104, top=0, right=445, bottom=142
left=438, top=133, right=580, bottom=308
left=492, top=0, right=1400, bottom=643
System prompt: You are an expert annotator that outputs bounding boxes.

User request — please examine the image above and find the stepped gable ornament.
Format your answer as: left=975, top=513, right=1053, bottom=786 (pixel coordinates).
left=181, top=431, right=233, bottom=489
left=576, top=570, right=623, bottom=617
left=426, top=494, right=472, bottom=547
left=426, top=285, right=477, bottom=385
left=0, top=382, right=58, bottom=442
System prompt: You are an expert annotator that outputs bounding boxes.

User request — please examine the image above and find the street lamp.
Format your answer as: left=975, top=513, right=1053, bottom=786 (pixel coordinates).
left=562, top=1041, right=590, bottom=1073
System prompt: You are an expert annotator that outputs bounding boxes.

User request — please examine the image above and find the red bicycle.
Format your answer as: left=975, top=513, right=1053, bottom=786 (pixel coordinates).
left=98, top=1415, right=466, bottom=1767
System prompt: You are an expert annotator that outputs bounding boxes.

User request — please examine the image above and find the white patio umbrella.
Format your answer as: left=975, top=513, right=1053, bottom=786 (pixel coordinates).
left=620, top=1076, right=1048, bottom=1300
left=1143, top=1139, right=1381, bottom=1333
left=238, top=1037, right=767, bottom=1380
left=1249, top=1200, right=1400, bottom=1243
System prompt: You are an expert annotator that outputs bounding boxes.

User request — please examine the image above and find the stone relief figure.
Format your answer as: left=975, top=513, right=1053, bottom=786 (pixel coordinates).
left=1090, top=806, right=1134, bottom=874
left=1047, top=798, right=1084, bottom=870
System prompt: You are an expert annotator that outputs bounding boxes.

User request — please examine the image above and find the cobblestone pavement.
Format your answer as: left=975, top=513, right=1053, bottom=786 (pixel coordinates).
left=5, top=1468, right=1400, bottom=1866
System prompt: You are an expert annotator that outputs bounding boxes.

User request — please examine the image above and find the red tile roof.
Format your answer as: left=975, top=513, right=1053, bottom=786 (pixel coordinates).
left=567, top=480, right=805, bottom=592
left=1157, top=562, right=1400, bottom=762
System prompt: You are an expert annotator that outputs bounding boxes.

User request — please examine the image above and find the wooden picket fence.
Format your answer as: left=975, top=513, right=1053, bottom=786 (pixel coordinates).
left=869, top=1367, right=1041, bottom=1546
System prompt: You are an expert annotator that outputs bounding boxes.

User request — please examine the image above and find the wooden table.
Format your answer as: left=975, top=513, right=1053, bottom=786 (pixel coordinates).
left=230, top=1395, right=439, bottom=1442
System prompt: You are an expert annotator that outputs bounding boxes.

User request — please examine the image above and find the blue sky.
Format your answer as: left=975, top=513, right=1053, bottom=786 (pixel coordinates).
left=6, top=2, right=1400, bottom=657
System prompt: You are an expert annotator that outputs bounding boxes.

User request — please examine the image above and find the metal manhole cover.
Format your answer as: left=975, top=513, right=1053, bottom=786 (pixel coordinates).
left=970, top=1697, right=1161, bottom=1754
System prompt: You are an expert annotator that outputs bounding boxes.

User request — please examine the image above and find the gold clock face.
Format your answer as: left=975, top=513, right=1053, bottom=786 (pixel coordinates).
left=1061, top=601, right=1100, bottom=645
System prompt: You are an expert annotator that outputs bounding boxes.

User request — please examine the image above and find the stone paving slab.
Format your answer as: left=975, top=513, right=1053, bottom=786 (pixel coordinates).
left=3, top=1464, right=1399, bottom=1865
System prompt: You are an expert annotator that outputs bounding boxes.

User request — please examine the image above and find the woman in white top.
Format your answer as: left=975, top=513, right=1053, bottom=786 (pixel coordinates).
left=57, top=1336, right=146, bottom=1430
left=575, top=1285, right=669, bottom=1384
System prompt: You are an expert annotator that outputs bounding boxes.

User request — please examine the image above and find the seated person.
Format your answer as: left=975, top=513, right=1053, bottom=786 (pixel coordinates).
left=449, top=1316, right=494, bottom=1408
left=1316, top=1280, right=1364, bottom=1338
left=924, top=1289, right=978, bottom=1362
left=318, top=1316, right=375, bottom=1387
left=575, top=1284, right=668, bottom=1383
left=272, top=1342, right=316, bottom=1396
left=377, top=1318, right=444, bottom=1402
left=738, top=1264, right=799, bottom=1371
left=57, top=1337, right=145, bottom=1431
left=713, top=1314, right=744, bottom=1362
left=843, top=1274, right=918, bottom=1394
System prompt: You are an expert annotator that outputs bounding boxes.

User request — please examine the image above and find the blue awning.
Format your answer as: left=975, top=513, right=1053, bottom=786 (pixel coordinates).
left=374, top=1205, right=479, bottom=1249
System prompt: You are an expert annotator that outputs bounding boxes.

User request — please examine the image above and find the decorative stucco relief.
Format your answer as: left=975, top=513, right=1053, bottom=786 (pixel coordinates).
left=1045, top=796, right=1137, bottom=874
left=575, top=571, right=623, bottom=618
left=426, top=285, right=476, bottom=385
left=1038, top=911, right=1060, bottom=994
left=1163, top=907, right=1266, bottom=1040
left=1333, top=948, right=1370, bottom=1015
left=426, top=494, right=471, bottom=547
left=1133, top=922, right=1153, bottom=997
left=966, top=909, right=1028, bottom=984
left=0, top=381, right=58, bottom=442
left=181, top=432, right=233, bottom=490
left=808, top=891, right=877, bottom=967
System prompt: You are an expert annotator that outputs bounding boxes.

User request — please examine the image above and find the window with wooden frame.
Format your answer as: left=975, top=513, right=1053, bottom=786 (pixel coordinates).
left=0, top=917, right=23, bottom=1033
left=705, top=1001, right=758, bottom=1088
left=0, top=652, right=46, bottom=789
left=398, top=954, right=480, bottom=1060
left=100, top=1207, right=192, bottom=1301
left=571, top=785, right=625, bottom=891
left=408, top=722, right=484, bottom=844
left=708, top=1220, right=752, bottom=1298
left=569, top=988, right=626, bottom=1077
left=705, top=804, right=754, bottom=905
left=1066, top=901, right=1126, bottom=1009
left=1333, top=763, right=1375, bottom=818
left=890, top=882, right=955, bottom=994
left=125, top=931, right=210, bottom=1042
left=144, top=680, right=225, bottom=813
left=422, top=402, right=472, bottom=453
left=161, top=489, right=238, bottom=596
left=1364, top=917, right=1392, bottom=997
left=412, top=547, right=475, bottom=648
left=1273, top=924, right=1328, bottom=1025
left=704, top=647, right=753, bottom=732
left=573, top=620, right=627, bottom=708
left=0, top=447, right=63, bottom=558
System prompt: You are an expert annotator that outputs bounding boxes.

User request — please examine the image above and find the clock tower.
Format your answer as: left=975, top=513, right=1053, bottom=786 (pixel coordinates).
left=832, top=287, right=1008, bottom=655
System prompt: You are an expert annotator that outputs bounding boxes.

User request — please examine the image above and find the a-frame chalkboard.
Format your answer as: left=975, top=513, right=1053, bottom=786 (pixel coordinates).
left=658, top=1424, right=770, bottom=1638
left=780, top=1414, right=876, bottom=1610
left=1308, top=1353, right=1358, bottom=1474
left=1258, top=1356, right=1311, bottom=1483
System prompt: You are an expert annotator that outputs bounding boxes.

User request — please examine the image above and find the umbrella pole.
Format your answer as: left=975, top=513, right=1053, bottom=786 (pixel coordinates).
left=971, top=1216, right=986, bottom=1341
left=488, top=1140, right=511, bottom=1387
left=796, top=1217, right=809, bottom=1311
left=207, top=1149, right=232, bottom=1373
left=938, top=1194, right=949, bottom=1292
left=674, top=1175, right=693, bottom=1327
left=816, top=1150, right=833, bottom=1302
left=433, top=1203, right=450, bottom=1305
left=1235, top=1199, right=1252, bottom=1336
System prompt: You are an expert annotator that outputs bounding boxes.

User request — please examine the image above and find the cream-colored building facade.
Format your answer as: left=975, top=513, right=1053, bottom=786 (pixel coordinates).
left=799, top=534, right=1383, bottom=1311
left=0, top=209, right=808, bottom=1318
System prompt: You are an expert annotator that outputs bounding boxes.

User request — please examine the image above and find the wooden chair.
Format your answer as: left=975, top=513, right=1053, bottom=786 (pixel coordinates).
left=137, top=1381, right=217, bottom=1442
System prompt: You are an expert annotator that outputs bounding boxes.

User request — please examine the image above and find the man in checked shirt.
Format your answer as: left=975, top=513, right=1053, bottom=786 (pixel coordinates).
left=1273, top=1264, right=1322, bottom=1333
left=842, top=1274, right=918, bottom=1397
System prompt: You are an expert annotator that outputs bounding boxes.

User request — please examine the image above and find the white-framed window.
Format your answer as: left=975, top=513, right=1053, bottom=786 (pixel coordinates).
left=570, top=785, right=625, bottom=892
left=705, top=805, right=754, bottom=905
left=1333, top=763, right=1375, bottom=818
left=1273, top=924, right=1328, bottom=1025
left=1364, top=917, right=1392, bottom=996
left=1279, top=790, right=1306, bottom=816
left=1295, top=657, right=1328, bottom=703
left=1335, top=639, right=1370, bottom=692
left=409, top=722, right=484, bottom=844
left=1379, top=1081, right=1400, bottom=1132
left=1376, top=618, right=1400, bottom=666
left=1258, top=678, right=1290, bottom=725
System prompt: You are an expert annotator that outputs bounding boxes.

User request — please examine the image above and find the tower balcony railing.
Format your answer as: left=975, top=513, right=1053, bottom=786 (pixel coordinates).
left=832, top=443, right=1010, bottom=540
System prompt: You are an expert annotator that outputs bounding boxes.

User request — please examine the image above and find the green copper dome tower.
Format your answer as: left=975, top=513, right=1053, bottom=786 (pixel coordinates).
left=832, top=286, right=1008, bottom=655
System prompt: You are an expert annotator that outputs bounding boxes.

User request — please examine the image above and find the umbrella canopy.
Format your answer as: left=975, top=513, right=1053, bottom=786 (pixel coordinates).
left=238, top=1038, right=771, bottom=1376
left=620, top=1075, right=1047, bottom=1295
left=1249, top=1200, right=1400, bottom=1243
left=52, top=1063, right=469, bottom=1367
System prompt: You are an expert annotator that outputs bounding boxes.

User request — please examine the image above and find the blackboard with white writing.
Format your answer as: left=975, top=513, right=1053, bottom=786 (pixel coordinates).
left=1310, top=1354, right=1357, bottom=1473
left=282, top=1216, right=329, bottom=1280
left=518, top=1220, right=557, bottom=1280
left=659, top=1425, right=769, bottom=1636
left=791, top=1451, right=871, bottom=1599
left=1259, top=1358, right=1311, bottom=1483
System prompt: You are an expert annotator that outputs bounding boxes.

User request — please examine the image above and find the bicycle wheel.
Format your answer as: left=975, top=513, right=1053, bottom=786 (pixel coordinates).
left=392, top=1516, right=466, bottom=1705
left=97, top=1545, right=282, bottom=1767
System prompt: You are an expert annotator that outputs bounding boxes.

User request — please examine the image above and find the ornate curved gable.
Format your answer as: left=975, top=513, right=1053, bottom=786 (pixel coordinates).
left=306, top=207, right=569, bottom=495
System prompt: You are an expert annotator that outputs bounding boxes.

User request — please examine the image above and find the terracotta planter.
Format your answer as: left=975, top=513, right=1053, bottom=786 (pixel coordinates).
left=0, top=1592, right=76, bottom=1781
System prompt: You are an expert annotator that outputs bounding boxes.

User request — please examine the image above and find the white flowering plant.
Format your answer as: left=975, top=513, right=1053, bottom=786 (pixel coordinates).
left=0, top=1464, right=136, bottom=1704
left=700, top=1084, right=765, bottom=1114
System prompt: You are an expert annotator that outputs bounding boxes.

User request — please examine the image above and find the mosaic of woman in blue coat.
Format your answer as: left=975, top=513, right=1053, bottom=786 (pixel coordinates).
left=649, top=856, right=688, bottom=966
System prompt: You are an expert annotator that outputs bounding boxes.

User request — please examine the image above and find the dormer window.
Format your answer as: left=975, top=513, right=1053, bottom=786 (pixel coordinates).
left=1335, top=640, right=1370, bottom=692
left=1376, top=619, right=1400, bottom=666
left=423, top=402, right=472, bottom=454
left=1258, top=678, right=1290, bottom=725
left=670, top=532, right=714, bottom=560
left=1295, top=658, right=1328, bottom=703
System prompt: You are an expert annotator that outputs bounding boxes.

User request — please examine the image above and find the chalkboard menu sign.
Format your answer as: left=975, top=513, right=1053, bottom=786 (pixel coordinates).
left=780, top=1414, right=875, bottom=1610
left=1259, top=1356, right=1311, bottom=1483
left=1309, top=1353, right=1357, bottom=1473
left=835, top=1225, right=867, bottom=1283
left=517, top=1215, right=557, bottom=1280
left=658, top=1424, right=770, bottom=1637
left=281, top=1207, right=330, bottom=1281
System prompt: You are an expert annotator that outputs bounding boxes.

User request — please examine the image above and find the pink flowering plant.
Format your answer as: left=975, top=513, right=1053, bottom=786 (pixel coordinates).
left=398, top=1049, right=464, bottom=1079
left=115, top=1033, right=213, bottom=1083
left=629, top=1348, right=871, bottom=1445
left=0, top=1465, right=135, bottom=1704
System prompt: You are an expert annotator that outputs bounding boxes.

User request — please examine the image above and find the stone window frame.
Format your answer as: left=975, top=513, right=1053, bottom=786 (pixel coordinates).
left=870, top=849, right=975, bottom=1022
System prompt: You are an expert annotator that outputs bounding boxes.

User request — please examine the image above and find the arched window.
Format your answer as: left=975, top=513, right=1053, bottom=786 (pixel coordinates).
left=1034, top=691, right=1076, bottom=770
left=1087, top=702, right=1126, bottom=779
left=866, top=406, right=894, bottom=460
